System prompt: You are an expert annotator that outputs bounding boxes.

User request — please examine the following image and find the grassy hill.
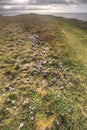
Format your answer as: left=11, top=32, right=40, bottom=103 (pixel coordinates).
left=0, top=14, right=87, bottom=130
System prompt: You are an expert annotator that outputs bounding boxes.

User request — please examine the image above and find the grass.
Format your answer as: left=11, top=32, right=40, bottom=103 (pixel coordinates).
left=0, top=14, right=87, bottom=130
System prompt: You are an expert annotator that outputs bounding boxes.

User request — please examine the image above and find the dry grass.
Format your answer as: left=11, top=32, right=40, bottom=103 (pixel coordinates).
left=0, top=14, right=87, bottom=130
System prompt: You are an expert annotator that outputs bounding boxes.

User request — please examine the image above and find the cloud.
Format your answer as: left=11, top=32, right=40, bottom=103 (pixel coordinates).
left=0, top=0, right=87, bottom=5
left=28, top=0, right=87, bottom=5
left=0, top=0, right=87, bottom=15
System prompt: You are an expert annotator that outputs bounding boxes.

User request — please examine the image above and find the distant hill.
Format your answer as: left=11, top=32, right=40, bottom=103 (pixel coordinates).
left=61, top=17, right=87, bottom=29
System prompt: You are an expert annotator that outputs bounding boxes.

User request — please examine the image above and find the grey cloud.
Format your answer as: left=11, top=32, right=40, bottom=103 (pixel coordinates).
left=0, top=0, right=87, bottom=6
left=0, top=6, right=47, bottom=11
left=0, top=0, right=87, bottom=15
left=28, top=0, right=87, bottom=5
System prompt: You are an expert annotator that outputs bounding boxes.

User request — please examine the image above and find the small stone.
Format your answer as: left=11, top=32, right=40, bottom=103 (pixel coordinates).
left=7, top=98, right=11, bottom=102
left=9, top=87, right=15, bottom=92
left=57, top=94, right=60, bottom=97
left=15, top=64, right=20, bottom=70
left=60, top=86, right=64, bottom=90
left=23, top=70, right=26, bottom=73
left=26, top=78, right=29, bottom=81
left=29, top=106, right=32, bottom=109
left=71, top=105, right=74, bottom=108
left=10, top=76, right=14, bottom=80
left=30, top=116, right=34, bottom=120
left=29, top=34, right=43, bottom=45
left=68, top=109, right=71, bottom=113
left=23, top=100, right=28, bottom=105
left=2, top=93, right=6, bottom=96
left=13, top=106, right=17, bottom=110
left=12, top=100, right=16, bottom=104
left=33, top=106, right=36, bottom=110
left=23, top=64, right=29, bottom=70
left=5, top=84, right=10, bottom=90
left=31, top=107, right=35, bottom=110
left=19, top=123, right=24, bottom=129
left=56, top=121, right=60, bottom=126
left=30, top=111, right=33, bottom=115
left=24, top=80, right=27, bottom=84
left=17, top=77, right=20, bottom=80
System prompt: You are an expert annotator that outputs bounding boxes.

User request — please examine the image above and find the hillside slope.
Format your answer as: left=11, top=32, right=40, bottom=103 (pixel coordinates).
left=0, top=14, right=87, bottom=130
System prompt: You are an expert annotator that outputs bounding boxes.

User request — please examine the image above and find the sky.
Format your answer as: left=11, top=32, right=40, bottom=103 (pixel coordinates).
left=0, top=0, right=87, bottom=16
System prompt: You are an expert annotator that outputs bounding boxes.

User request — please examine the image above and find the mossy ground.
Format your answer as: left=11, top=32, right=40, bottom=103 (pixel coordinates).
left=0, top=14, right=87, bottom=130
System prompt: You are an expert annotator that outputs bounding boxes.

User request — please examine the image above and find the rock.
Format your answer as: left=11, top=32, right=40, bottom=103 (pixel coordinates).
left=22, top=99, right=28, bottom=106
left=23, top=70, right=26, bottom=73
left=29, top=115, right=34, bottom=120
left=52, top=78, right=57, bottom=83
left=19, top=123, right=24, bottom=129
left=29, top=106, right=32, bottom=109
left=13, top=106, right=17, bottom=110
left=29, top=106, right=36, bottom=111
left=30, top=111, right=33, bottom=114
left=12, top=100, right=16, bottom=104
left=31, top=116, right=34, bottom=120
left=5, top=84, right=10, bottom=91
left=42, top=70, right=49, bottom=78
left=26, top=78, right=29, bottom=81
left=68, top=109, right=71, bottom=113
left=15, top=64, right=20, bottom=70
left=71, top=105, right=74, bottom=109
left=9, top=87, right=15, bottom=92
left=7, top=98, right=11, bottom=102
left=29, top=34, right=43, bottom=45
left=59, top=63, right=64, bottom=71
left=2, top=93, right=6, bottom=96
left=29, top=34, right=38, bottom=41
left=33, top=106, right=37, bottom=110
left=5, top=84, right=15, bottom=92
left=16, top=57, right=20, bottom=62
left=60, top=86, right=64, bottom=90
left=24, top=80, right=27, bottom=84
left=23, top=64, right=29, bottom=71
left=10, top=76, right=14, bottom=80
left=56, top=121, right=60, bottom=126
left=17, top=77, right=20, bottom=80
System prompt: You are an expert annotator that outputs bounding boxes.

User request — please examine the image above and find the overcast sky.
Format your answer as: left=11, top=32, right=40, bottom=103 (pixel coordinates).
left=0, top=0, right=87, bottom=16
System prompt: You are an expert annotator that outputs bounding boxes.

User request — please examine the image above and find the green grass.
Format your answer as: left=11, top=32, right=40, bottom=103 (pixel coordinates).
left=0, top=14, right=87, bottom=130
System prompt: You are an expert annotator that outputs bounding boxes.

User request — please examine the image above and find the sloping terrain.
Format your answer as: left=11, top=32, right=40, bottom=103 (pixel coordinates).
left=0, top=14, right=87, bottom=130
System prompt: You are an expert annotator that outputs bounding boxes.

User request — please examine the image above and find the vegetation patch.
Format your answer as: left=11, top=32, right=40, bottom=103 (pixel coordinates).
left=0, top=14, right=87, bottom=130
